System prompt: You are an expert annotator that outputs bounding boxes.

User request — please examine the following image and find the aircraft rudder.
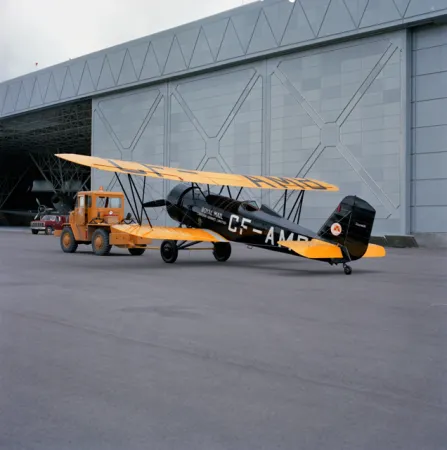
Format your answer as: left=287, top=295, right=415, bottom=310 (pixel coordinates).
left=317, top=195, right=377, bottom=261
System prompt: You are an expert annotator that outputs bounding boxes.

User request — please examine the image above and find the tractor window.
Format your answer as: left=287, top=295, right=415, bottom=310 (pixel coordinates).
left=97, top=196, right=122, bottom=208
left=109, top=197, right=122, bottom=208
left=78, top=196, right=85, bottom=208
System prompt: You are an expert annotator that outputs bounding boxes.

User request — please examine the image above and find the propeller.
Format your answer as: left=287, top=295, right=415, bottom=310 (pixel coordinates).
left=143, top=199, right=168, bottom=208
left=35, top=198, right=47, bottom=219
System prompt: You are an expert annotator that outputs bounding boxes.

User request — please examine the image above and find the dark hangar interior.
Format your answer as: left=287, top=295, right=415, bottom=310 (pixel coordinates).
left=0, top=100, right=92, bottom=225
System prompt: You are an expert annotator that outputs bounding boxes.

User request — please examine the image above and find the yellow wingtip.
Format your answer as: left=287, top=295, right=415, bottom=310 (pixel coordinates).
left=363, top=243, right=387, bottom=258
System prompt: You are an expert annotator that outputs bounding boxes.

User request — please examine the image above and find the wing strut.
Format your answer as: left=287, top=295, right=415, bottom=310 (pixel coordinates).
left=114, top=173, right=139, bottom=223
left=140, top=177, right=146, bottom=226
left=283, top=189, right=288, bottom=218
left=289, top=190, right=305, bottom=224
left=192, top=182, right=207, bottom=200
left=114, top=173, right=153, bottom=228
left=127, top=174, right=152, bottom=227
left=273, top=189, right=306, bottom=225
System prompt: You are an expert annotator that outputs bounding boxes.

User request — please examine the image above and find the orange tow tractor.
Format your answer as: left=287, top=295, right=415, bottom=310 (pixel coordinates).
left=54, top=187, right=151, bottom=256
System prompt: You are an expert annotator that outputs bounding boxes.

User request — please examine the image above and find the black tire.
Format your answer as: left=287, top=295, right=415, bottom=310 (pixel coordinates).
left=45, top=226, right=53, bottom=235
left=128, top=247, right=145, bottom=256
left=160, top=240, right=178, bottom=264
left=31, top=229, right=38, bottom=235
left=92, top=228, right=112, bottom=256
left=213, top=242, right=231, bottom=262
left=60, top=228, right=78, bottom=253
left=343, top=264, right=352, bottom=275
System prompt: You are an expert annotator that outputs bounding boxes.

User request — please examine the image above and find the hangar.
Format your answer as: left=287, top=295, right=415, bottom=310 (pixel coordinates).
left=1, top=0, right=447, bottom=244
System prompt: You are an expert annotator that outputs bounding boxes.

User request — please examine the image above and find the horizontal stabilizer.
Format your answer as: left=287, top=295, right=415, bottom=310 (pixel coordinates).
left=111, top=224, right=228, bottom=243
left=363, top=243, right=386, bottom=258
left=278, top=239, right=343, bottom=259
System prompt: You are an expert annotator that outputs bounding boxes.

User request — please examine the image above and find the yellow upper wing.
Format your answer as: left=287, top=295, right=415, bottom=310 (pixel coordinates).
left=56, top=153, right=338, bottom=191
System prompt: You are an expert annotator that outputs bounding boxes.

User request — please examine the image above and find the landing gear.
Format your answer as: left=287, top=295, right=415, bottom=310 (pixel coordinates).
left=92, top=228, right=112, bottom=256
left=159, top=240, right=230, bottom=264
left=343, top=263, right=352, bottom=275
left=213, top=242, right=231, bottom=262
left=160, top=240, right=178, bottom=264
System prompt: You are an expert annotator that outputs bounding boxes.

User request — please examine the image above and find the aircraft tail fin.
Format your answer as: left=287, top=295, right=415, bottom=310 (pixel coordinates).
left=317, top=195, right=383, bottom=261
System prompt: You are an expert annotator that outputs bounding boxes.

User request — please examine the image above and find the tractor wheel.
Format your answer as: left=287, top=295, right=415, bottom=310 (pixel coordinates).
left=213, top=242, right=231, bottom=262
left=60, top=228, right=78, bottom=253
left=92, top=228, right=112, bottom=256
left=128, top=248, right=145, bottom=256
left=160, top=240, right=178, bottom=264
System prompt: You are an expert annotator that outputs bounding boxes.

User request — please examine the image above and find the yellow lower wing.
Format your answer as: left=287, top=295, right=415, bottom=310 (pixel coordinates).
left=111, top=224, right=228, bottom=242
left=278, top=239, right=343, bottom=259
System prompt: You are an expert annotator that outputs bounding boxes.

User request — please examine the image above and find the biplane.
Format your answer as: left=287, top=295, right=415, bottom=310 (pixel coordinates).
left=55, top=153, right=386, bottom=275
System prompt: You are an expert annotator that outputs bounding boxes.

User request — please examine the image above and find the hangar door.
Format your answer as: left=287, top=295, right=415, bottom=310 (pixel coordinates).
left=411, top=24, right=447, bottom=234
left=92, top=30, right=407, bottom=235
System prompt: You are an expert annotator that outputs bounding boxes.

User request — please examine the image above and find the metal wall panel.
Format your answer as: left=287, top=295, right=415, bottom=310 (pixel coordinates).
left=92, top=31, right=407, bottom=235
left=411, top=24, right=447, bottom=233
left=1, top=0, right=446, bottom=119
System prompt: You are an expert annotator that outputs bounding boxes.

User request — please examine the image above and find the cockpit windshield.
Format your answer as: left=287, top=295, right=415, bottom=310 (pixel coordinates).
left=240, top=200, right=260, bottom=212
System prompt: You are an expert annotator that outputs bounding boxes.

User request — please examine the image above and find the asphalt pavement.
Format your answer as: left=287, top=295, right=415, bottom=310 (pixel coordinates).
left=1, top=228, right=446, bottom=450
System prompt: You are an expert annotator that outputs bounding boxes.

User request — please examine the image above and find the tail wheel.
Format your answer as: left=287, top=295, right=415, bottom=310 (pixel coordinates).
left=213, top=242, right=231, bottom=262
left=128, top=248, right=145, bottom=256
left=160, top=240, right=178, bottom=264
left=343, top=263, right=352, bottom=275
left=92, top=228, right=112, bottom=256
left=60, top=228, right=78, bottom=253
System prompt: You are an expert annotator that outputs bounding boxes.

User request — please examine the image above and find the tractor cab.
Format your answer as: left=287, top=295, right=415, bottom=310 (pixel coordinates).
left=73, top=188, right=125, bottom=227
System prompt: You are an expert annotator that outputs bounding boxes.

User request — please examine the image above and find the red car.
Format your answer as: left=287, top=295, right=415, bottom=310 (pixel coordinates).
left=30, top=214, right=68, bottom=235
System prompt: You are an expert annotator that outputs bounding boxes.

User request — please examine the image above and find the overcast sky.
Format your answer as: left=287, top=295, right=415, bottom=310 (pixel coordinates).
left=0, top=0, right=258, bottom=83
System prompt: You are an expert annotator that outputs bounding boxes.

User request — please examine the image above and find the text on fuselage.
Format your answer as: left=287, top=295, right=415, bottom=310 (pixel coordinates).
left=201, top=207, right=223, bottom=220
left=228, top=214, right=309, bottom=245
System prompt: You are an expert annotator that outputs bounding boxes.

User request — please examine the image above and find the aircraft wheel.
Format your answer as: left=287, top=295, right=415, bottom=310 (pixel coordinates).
left=60, top=228, right=78, bottom=253
left=213, top=242, right=231, bottom=262
left=128, top=248, right=145, bottom=256
left=160, top=240, right=178, bottom=264
left=92, top=228, right=112, bottom=256
left=343, top=264, right=352, bottom=275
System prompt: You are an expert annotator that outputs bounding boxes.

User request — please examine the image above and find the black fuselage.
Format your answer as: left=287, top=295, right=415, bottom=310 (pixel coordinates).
left=165, top=184, right=318, bottom=255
